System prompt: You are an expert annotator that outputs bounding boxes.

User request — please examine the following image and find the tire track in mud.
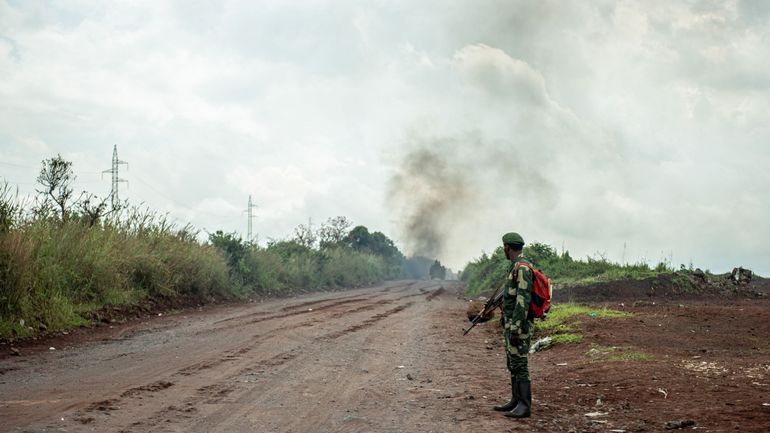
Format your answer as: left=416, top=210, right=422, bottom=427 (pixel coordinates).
left=175, top=298, right=413, bottom=380
left=27, top=283, right=432, bottom=431
left=320, top=303, right=414, bottom=340
left=120, top=380, right=174, bottom=398
left=183, top=300, right=420, bottom=433
left=204, top=291, right=400, bottom=334
left=145, top=289, right=439, bottom=383
left=172, top=294, right=411, bottom=379
left=208, top=298, right=369, bottom=331
left=210, top=282, right=408, bottom=327
left=74, top=379, right=180, bottom=428
left=425, top=286, right=445, bottom=301
left=117, top=298, right=420, bottom=432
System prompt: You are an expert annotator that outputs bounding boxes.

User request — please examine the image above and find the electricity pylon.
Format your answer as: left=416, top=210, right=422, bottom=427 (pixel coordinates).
left=102, top=145, right=128, bottom=210
left=244, top=195, right=258, bottom=242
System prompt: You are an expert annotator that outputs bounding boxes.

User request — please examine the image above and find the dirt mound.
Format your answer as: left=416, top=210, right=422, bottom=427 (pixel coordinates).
left=561, top=271, right=770, bottom=303
left=465, top=299, right=495, bottom=322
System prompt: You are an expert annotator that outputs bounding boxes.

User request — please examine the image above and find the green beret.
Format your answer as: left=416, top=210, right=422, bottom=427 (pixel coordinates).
left=502, top=232, right=524, bottom=245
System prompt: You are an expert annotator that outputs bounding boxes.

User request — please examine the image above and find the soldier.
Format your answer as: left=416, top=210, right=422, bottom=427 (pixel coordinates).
left=493, top=232, right=534, bottom=418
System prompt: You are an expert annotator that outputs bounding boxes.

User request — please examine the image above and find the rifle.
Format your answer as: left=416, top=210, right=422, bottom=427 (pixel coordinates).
left=463, top=283, right=505, bottom=335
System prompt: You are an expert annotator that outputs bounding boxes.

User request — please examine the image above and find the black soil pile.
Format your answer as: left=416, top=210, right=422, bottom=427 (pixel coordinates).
left=561, top=271, right=770, bottom=303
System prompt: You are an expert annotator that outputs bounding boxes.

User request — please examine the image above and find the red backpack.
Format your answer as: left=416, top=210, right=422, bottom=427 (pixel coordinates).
left=514, top=261, right=552, bottom=320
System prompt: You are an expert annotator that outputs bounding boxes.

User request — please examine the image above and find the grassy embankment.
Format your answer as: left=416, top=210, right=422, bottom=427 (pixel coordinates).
left=0, top=213, right=230, bottom=337
left=0, top=217, right=399, bottom=338
left=0, top=181, right=401, bottom=339
left=461, top=243, right=674, bottom=298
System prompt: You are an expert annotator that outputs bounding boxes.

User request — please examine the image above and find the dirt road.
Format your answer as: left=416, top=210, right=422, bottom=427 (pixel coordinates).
left=1, top=280, right=769, bottom=432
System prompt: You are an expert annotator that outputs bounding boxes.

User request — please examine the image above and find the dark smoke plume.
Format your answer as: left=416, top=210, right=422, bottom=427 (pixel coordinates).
left=387, top=132, right=554, bottom=262
left=388, top=144, right=474, bottom=258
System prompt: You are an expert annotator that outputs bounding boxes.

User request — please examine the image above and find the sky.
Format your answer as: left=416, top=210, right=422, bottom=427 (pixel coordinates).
left=1, top=0, right=769, bottom=274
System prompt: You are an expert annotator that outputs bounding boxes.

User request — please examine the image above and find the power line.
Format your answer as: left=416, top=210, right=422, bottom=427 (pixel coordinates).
left=0, top=161, right=34, bottom=169
left=0, top=177, right=36, bottom=185
left=132, top=175, right=240, bottom=220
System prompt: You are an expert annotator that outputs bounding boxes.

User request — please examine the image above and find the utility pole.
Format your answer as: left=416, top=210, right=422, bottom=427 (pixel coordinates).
left=244, top=195, right=258, bottom=242
left=102, top=145, right=128, bottom=210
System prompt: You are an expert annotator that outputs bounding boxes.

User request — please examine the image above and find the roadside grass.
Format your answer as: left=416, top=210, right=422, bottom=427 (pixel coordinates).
left=0, top=218, right=400, bottom=339
left=537, top=303, right=630, bottom=333
left=0, top=218, right=230, bottom=338
left=550, top=333, right=583, bottom=344
left=586, top=343, right=654, bottom=362
left=0, top=216, right=401, bottom=339
left=534, top=303, right=630, bottom=347
left=1, top=161, right=406, bottom=340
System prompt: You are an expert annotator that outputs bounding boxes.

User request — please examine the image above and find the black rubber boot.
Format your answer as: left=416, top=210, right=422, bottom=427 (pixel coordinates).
left=504, top=380, right=531, bottom=418
left=493, top=380, right=518, bottom=411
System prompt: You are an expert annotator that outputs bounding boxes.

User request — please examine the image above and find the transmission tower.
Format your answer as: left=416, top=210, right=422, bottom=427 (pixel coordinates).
left=244, top=195, right=258, bottom=242
left=102, top=145, right=128, bottom=210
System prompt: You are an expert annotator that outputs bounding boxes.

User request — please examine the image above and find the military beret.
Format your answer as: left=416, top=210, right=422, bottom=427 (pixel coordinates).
left=502, top=232, right=524, bottom=245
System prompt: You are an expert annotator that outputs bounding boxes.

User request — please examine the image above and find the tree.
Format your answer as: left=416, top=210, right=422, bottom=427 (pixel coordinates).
left=524, top=242, right=558, bottom=267
left=36, top=155, right=76, bottom=222
left=266, top=239, right=311, bottom=258
left=76, top=193, right=118, bottom=227
left=294, top=222, right=317, bottom=249
left=345, top=225, right=402, bottom=260
left=317, top=216, right=353, bottom=249
left=208, top=230, right=247, bottom=268
left=368, top=231, right=401, bottom=260
left=345, top=225, right=371, bottom=251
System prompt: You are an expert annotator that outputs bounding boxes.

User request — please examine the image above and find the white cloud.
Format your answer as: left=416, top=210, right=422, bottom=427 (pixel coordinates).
left=1, top=0, right=769, bottom=274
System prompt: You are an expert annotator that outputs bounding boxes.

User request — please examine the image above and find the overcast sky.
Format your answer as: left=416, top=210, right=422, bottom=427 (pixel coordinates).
left=1, top=0, right=769, bottom=274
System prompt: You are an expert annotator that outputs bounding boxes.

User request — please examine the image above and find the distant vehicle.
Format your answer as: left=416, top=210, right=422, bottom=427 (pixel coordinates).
left=429, top=260, right=446, bottom=280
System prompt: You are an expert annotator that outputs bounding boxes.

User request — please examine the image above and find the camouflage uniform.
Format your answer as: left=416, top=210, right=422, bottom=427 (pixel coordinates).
left=493, top=232, right=533, bottom=418
left=502, top=256, right=534, bottom=382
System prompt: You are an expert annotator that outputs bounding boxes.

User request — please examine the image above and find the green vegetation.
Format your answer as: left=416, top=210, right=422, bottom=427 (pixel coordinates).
left=531, top=303, right=630, bottom=347
left=550, top=333, right=582, bottom=344
left=536, top=303, right=630, bottom=333
left=461, top=242, right=674, bottom=296
left=461, top=243, right=663, bottom=352
left=208, top=225, right=401, bottom=296
left=0, top=156, right=412, bottom=339
left=0, top=209, right=231, bottom=338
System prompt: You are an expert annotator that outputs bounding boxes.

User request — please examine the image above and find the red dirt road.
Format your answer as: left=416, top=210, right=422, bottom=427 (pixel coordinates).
left=1, top=280, right=769, bottom=432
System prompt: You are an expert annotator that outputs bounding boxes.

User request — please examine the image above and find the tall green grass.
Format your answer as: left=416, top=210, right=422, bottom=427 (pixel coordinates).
left=461, top=243, right=673, bottom=296
left=0, top=211, right=231, bottom=337
left=1, top=213, right=404, bottom=338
